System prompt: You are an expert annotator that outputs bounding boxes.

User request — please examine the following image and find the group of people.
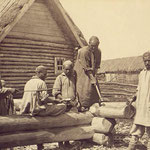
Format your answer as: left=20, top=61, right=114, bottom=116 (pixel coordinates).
left=20, top=36, right=101, bottom=117
left=19, top=36, right=101, bottom=149
left=1, top=35, right=150, bottom=150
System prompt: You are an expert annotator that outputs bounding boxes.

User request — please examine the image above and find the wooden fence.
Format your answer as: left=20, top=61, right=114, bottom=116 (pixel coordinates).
left=99, top=81, right=137, bottom=102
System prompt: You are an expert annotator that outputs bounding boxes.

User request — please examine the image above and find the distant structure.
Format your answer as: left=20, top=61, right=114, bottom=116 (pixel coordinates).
left=98, top=56, right=144, bottom=85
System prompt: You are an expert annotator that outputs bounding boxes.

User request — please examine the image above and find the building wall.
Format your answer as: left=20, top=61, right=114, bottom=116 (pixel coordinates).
left=0, top=0, right=75, bottom=97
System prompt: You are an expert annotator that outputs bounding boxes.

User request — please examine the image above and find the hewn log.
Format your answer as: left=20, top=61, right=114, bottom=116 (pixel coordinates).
left=0, top=125, right=94, bottom=148
left=91, top=117, right=116, bottom=134
left=92, top=133, right=111, bottom=146
left=0, top=57, right=53, bottom=63
left=7, top=32, right=67, bottom=43
left=89, top=103, right=135, bottom=119
left=12, top=24, right=64, bottom=37
left=0, top=112, right=93, bottom=134
left=0, top=47, right=73, bottom=57
left=2, top=38, right=73, bottom=48
left=1, top=44, right=73, bottom=52
left=0, top=61, right=54, bottom=67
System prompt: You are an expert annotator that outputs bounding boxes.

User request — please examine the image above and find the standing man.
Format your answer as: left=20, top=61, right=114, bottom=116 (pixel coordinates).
left=128, top=51, right=150, bottom=150
left=52, top=60, right=78, bottom=149
left=74, top=36, right=101, bottom=111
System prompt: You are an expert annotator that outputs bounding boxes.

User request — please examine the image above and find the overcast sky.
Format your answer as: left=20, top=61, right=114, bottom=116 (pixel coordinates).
left=60, top=0, right=150, bottom=60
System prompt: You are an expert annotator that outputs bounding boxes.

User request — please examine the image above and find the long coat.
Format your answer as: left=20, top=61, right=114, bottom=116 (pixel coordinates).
left=74, top=46, right=101, bottom=108
left=134, top=69, right=150, bottom=126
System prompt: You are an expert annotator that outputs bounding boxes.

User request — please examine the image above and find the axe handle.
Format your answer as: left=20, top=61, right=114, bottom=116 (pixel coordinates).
left=94, top=84, right=103, bottom=106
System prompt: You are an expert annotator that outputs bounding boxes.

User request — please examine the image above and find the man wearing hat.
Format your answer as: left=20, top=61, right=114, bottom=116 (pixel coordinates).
left=128, top=51, right=150, bottom=150
left=74, top=36, right=101, bottom=112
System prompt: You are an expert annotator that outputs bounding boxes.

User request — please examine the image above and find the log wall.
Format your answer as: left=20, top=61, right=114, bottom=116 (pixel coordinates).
left=0, top=0, right=75, bottom=98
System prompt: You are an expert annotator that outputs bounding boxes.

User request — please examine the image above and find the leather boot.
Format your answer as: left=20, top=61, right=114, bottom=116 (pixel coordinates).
left=128, top=135, right=138, bottom=150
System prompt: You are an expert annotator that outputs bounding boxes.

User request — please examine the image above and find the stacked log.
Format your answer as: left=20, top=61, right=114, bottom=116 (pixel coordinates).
left=0, top=110, right=116, bottom=148
left=89, top=102, right=135, bottom=119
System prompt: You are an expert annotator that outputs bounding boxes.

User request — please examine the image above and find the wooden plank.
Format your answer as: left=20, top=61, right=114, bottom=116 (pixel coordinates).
left=18, top=14, right=60, bottom=28
left=0, top=64, right=53, bottom=69
left=0, top=52, right=73, bottom=61
left=0, top=44, right=73, bottom=52
left=0, top=0, right=36, bottom=42
left=15, top=19, right=61, bottom=29
left=99, top=81, right=137, bottom=88
left=1, top=76, right=56, bottom=81
left=0, top=112, right=93, bottom=133
left=0, top=61, right=54, bottom=67
left=101, top=87, right=136, bottom=94
left=2, top=38, right=73, bottom=49
left=12, top=25, right=65, bottom=37
left=7, top=32, right=68, bottom=43
left=0, top=125, right=94, bottom=148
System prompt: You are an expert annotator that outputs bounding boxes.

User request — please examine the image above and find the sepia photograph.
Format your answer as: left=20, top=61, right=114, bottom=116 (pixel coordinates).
left=0, top=0, right=150, bottom=149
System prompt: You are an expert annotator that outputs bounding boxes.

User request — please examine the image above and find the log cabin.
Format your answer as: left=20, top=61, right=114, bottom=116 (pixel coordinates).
left=0, top=0, right=87, bottom=98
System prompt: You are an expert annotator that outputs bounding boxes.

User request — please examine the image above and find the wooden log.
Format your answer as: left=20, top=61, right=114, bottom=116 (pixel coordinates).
left=0, top=47, right=73, bottom=56
left=7, top=32, right=67, bottom=43
left=1, top=43, right=73, bottom=52
left=0, top=125, right=94, bottom=148
left=89, top=103, right=135, bottom=119
left=2, top=38, right=73, bottom=48
left=91, top=117, right=116, bottom=134
left=0, top=112, right=93, bottom=134
left=92, top=133, right=112, bottom=146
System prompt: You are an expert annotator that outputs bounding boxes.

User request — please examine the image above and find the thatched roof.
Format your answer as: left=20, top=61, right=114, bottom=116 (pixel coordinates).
left=0, top=0, right=87, bottom=47
left=99, top=56, right=145, bottom=73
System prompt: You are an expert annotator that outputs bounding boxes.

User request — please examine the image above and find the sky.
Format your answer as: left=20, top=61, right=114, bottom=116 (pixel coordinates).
left=60, top=0, right=150, bottom=60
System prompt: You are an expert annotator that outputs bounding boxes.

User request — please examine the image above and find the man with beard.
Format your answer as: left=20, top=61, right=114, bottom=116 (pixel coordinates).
left=74, top=36, right=102, bottom=112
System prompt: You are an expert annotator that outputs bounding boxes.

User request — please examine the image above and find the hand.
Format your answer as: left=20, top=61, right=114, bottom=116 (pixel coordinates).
left=8, top=88, right=16, bottom=93
left=91, top=78, right=96, bottom=85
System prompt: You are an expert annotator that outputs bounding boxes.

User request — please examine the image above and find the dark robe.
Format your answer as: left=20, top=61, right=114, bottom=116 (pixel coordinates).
left=74, top=46, right=101, bottom=108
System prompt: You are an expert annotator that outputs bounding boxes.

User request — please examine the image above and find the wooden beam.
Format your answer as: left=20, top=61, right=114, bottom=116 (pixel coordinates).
left=0, top=125, right=94, bottom=148
left=0, top=0, right=35, bottom=43
left=0, top=112, right=93, bottom=134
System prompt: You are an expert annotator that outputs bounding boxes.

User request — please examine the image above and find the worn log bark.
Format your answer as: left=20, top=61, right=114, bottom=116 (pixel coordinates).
left=89, top=103, right=135, bottom=119
left=0, top=125, right=94, bottom=148
left=0, top=112, right=93, bottom=134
